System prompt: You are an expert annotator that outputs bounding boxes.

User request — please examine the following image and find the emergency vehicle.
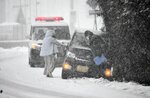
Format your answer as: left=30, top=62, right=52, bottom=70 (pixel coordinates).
left=28, top=16, right=71, bottom=67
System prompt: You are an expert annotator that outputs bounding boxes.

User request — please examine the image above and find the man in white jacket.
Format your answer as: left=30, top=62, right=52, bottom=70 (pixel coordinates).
left=40, top=29, right=60, bottom=77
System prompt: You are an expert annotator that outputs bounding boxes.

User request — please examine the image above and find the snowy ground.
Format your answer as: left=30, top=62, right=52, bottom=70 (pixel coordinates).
left=0, top=47, right=150, bottom=98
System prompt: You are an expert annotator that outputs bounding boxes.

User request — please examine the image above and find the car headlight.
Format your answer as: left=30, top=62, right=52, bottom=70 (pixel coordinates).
left=104, top=68, right=112, bottom=77
left=63, top=63, right=72, bottom=70
left=31, top=43, right=40, bottom=49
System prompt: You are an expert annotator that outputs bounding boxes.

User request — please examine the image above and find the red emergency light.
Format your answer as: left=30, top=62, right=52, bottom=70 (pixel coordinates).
left=35, top=17, right=64, bottom=21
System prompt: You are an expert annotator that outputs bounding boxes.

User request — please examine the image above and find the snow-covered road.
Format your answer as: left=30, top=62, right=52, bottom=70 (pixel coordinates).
left=0, top=78, right=91, bottom=98
left=0, top=47, right=149, bottom=98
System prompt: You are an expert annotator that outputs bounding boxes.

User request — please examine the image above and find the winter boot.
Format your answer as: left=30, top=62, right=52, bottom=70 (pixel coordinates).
left=48, top=72, right=53, bottom=77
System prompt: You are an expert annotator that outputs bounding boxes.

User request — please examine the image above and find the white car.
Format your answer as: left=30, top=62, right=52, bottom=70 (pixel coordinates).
left=28, top=17, right=71, bottom=67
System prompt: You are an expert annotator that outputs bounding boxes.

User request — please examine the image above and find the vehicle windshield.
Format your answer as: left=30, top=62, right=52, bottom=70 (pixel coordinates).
left=70, top=32, right=89, bottom=47
left=30, top=26, right=70, bottom=40
left=69, top=47, right=93, bottom=61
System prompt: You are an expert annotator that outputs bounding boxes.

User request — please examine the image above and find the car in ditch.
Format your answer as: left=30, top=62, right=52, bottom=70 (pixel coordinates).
left=61, top=30, right=113, bottom=80
left=28, top=16, right=71, bottom=67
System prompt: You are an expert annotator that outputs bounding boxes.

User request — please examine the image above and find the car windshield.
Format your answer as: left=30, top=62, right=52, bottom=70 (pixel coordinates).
left=70, top=32, right=89, bottom=47
left=69, top=47, right=93, bottom=61
left=30, top=26, right=70, bottom=40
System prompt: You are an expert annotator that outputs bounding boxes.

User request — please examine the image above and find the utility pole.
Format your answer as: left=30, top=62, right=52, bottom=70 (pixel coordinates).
left=70, top=0, right=76, bottom=36
left=94, top=12, right=97, bottom=30
left=35, top=0, right=40, bottom=17
left=70, top=0, right=74, bottom=10
left=35, top=0, right=38, bottom=17
left=89, top=10, right=101, bottom=30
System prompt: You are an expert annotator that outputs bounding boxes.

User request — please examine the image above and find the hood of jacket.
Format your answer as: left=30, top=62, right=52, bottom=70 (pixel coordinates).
left=45, top=30, right=55, bottom=38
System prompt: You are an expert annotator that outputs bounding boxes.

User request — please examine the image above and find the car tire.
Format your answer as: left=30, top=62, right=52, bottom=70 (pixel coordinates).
left=61, top=70, right=72, bottom=79
left=29, top=58, right=35, bottom=67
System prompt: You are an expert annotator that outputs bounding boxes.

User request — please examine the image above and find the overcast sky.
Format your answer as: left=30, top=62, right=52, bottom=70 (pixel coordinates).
left=1, top=0, right=103, bottom=30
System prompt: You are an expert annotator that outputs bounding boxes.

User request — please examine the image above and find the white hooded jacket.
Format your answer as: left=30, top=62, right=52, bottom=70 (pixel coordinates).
left=40, top=30, right=59, bottom=56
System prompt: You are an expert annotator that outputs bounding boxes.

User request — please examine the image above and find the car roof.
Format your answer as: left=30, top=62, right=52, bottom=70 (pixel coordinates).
left=31, top=21, right=68, bottom=26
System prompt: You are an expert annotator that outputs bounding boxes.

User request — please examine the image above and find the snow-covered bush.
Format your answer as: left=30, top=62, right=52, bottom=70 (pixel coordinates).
left=87, top=0, right=150, bottom=85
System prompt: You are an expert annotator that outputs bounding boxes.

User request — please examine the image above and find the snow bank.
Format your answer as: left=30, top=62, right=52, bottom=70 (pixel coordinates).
left=87, top=78, right=150, bottom=97
left=0, top=47, right=28, bottom=62
left=0, top=47, right=28, bottom=52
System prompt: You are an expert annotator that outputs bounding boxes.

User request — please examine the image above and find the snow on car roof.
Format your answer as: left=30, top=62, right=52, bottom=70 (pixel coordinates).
left=31, top=21, right=68, bottom=26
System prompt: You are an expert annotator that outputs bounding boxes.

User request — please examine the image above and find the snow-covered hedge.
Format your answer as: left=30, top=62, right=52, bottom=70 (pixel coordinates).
left=87, top=0, right=150, bottom=85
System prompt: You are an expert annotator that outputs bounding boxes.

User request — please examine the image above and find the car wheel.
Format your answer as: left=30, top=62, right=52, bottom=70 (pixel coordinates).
left=29, top=58, right=35, bottom=67
left=61, top=70, right=72, bottom=79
